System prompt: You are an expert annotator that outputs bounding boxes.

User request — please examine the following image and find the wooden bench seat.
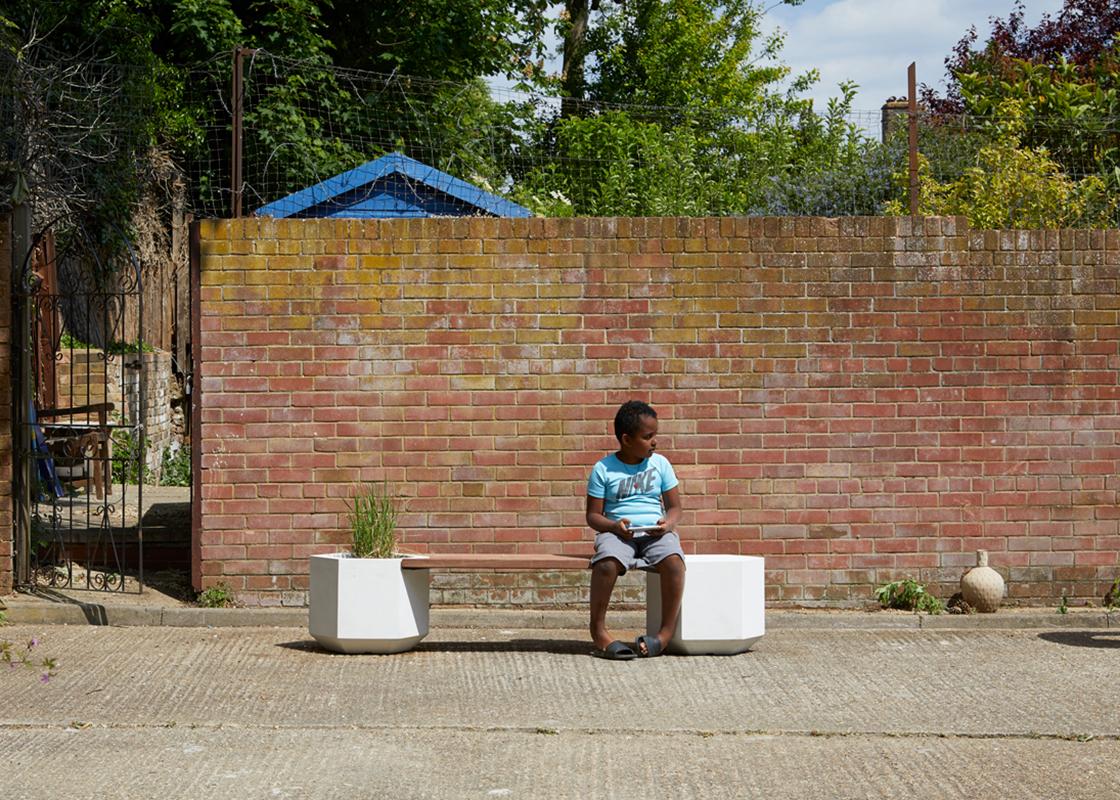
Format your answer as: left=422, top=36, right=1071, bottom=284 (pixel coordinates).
left=399, top=554, right=591, bottom=570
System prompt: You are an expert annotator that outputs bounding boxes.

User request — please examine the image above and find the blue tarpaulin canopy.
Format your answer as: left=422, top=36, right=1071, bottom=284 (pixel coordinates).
left=254, top=152, right=532, bottom=219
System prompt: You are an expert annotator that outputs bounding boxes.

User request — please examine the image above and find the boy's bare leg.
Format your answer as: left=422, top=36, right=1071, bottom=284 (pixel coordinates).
left=589, top=558, right=623, bottom=650
left=643, top=554, right=685, bottom=654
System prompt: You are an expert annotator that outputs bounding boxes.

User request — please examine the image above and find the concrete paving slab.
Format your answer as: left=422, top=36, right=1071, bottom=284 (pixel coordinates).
left=3, top=728, right=1118, bottom=800
left=2, top=623, right=1118, bottom=798
left=2, top=624, right=1118, bottom=736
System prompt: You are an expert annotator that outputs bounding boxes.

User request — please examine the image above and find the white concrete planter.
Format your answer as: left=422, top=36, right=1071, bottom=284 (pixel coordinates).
left=647, top=554, right=765, bottom=655
left=309, top=553, right=430, bottom=654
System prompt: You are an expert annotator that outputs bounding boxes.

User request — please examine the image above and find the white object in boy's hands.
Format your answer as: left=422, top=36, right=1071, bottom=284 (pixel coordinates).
left=627, top=524, right=662, bottom=534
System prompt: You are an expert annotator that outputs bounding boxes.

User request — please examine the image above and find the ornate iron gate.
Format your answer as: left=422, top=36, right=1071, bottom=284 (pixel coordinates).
left=12, top=222, right=146, bottom=593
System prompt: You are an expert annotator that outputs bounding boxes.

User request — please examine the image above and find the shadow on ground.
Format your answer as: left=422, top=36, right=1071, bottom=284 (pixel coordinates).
left=142, top=568, right=194, bottom=602
left=277, top=638, right=593, bottom=656
left=19, top=587, right=111, bottom=622
left=1037, top=630, right=1120, bottom=649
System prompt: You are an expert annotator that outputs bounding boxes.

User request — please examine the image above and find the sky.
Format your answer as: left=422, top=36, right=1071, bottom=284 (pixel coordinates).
left=762, top=0, right=1066, bottom=113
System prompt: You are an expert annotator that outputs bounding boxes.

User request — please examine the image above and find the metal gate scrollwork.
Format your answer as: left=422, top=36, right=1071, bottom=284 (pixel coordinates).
left=13, top=222, right=146, bottom=594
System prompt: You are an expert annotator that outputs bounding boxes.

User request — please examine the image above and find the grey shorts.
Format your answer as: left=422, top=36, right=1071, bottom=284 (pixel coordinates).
left=592, top=531, right=685, bottom=574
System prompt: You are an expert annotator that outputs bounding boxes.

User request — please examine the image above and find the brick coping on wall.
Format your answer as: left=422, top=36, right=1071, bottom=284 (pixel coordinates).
left=196, top=215, right=1120, bottom=608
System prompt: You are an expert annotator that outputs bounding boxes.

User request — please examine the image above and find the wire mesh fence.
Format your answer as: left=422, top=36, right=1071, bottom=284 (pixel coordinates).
left=4, top=47, right=1120, bottom=226
left=185, top=50, right=906, bottom=220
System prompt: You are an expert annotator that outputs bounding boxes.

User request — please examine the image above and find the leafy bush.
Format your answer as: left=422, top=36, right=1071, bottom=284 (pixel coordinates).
left=350, top=483, right=399, bottom=559
left=58, top=332, right=91, bottom=351
left=886, top=101, right=1118, bottom=228
left=159, top=442, right=191, bottom=487
left=514, top=111, right=718, bottom=217
left=111, top=428, right=150, bottom=485
left=956, top=52, right=1120, bottom=182
left=755, top=137, right=904, bottom=217
left=875, top=578, right=944, bottom=614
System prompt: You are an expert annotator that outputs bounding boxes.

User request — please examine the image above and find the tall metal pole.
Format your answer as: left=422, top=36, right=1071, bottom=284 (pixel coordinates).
left=230, top=46, right=244, bottom=219
left=231, top=46, right=260, bottom=218
left=908, top=63, right=919, bottom=217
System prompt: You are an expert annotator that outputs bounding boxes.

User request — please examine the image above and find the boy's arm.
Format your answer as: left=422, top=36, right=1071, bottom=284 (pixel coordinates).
left=586, top=495, right=631, bottom=538
left=658, top=486, right=682, bottom=532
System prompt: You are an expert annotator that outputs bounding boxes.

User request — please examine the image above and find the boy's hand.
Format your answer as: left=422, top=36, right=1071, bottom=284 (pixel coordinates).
left=613, top=519, right=633, bottom=539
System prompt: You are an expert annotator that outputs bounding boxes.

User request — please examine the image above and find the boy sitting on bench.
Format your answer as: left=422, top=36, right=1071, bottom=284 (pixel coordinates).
left=586, top=400, right=685, bottom=659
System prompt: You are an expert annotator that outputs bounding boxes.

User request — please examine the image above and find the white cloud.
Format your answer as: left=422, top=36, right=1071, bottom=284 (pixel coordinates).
left=764, top=0, right=1066, bottom=111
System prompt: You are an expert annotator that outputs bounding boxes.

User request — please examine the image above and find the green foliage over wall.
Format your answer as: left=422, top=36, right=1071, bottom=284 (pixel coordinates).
left=887, top=102, right=1117, bottom=228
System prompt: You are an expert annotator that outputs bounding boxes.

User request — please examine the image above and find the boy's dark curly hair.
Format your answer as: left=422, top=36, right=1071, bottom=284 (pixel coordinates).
left=614, top=400, right=657, bottom=442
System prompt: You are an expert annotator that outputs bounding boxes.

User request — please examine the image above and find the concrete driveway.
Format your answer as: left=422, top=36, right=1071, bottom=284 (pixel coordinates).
left=1, top=617, right=1118, bottom=798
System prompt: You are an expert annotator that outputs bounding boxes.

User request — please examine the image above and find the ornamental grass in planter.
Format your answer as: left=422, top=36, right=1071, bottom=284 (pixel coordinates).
left=350, top=482, right=399, bottom=559
left=309, top=484, right=430, bottom=654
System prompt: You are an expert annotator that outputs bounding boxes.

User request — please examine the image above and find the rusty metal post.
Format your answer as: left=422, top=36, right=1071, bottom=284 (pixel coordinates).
left=231, top=46, right=260, bottom=218
left=231, top=46, right=246, bottom=218
left=908, top=62, right=919, bottom=216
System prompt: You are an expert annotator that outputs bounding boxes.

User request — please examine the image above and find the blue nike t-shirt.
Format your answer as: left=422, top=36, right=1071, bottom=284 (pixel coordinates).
left=587, top=452, right=678, bottom=532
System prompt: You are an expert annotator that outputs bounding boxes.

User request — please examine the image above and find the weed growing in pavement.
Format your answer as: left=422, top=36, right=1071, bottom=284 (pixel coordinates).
left=1059, top=595, right=1069, bottom=615
left=875, top=579, right=944, bottom=614
left=197, top=582, right=235, bottom=608
left=1104, top=578, right=1120, bottom=611
left=1, top=636, right=59, bottom=683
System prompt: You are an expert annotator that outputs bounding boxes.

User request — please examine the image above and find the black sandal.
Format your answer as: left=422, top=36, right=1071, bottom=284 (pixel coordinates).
left=592, top=640, right=638, bottom=660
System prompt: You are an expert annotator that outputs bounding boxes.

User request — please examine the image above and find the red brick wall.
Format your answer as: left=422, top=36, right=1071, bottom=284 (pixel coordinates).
left=0, top=214, right=13, bottom=595
left=198, top=216, right=1120, bottom=608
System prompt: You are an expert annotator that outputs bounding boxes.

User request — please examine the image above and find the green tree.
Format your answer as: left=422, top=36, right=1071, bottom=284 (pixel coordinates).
left=512, top=111, right=716, bottom=216
left=0, top=1, right=168, bottom=230
left=323, top=0, right=549, bottom=83
left=236, top=0, right=366, bottom=198
left=582, top=0, right=801, bottom=114
left=513, top=0, right=889, bottom=217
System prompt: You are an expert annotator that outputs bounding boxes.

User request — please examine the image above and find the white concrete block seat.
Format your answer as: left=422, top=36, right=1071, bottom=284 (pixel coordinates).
left=647, top=554, right=765, bottom=655
left=309, top=554, right=432, bottom=654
